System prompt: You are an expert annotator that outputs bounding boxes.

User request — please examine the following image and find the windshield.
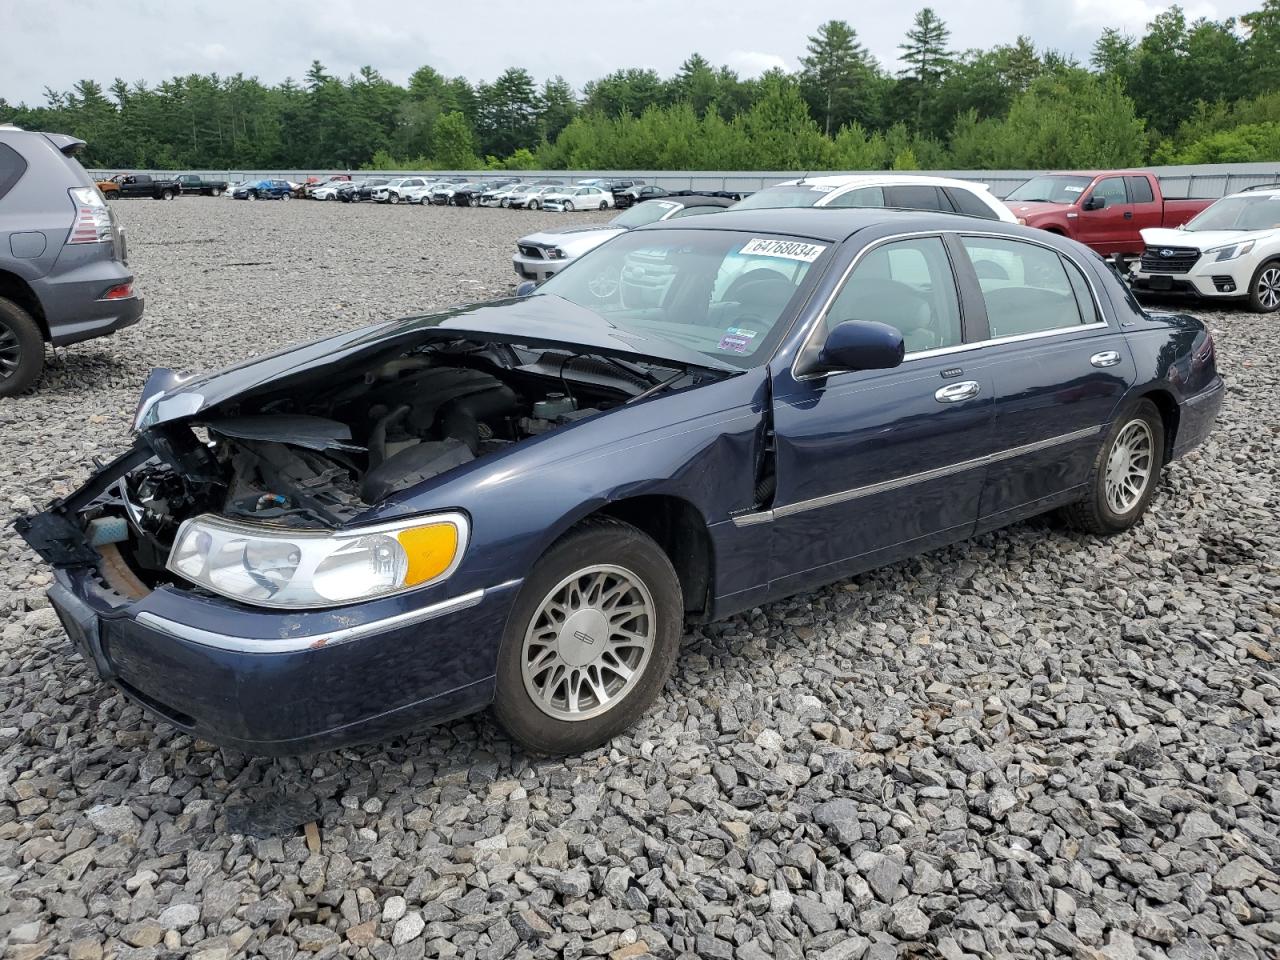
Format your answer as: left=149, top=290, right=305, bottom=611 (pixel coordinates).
left=732, top=184, right=840, bottom=209
left=1184, top=195, right=1280, bottom=232
left=612, top=201, right=681, bottom=228
left=1005, top=176, right=1094, bottom=204
left=534, top=229, right=827, bottom=369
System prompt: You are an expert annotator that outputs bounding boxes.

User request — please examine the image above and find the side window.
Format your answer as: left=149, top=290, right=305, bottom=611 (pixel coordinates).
left=960, top=236, right=1089, bottom=338
left=1126, top=176, right=1154, bottom=204
left=1091, top=177, right=1128, bottom=207
left=824, top=236, right=963, bottom=353
left=0, top=143, right=28, bottom=201
left=827, top=186, right=885, bottom=208
left=944, top=187, right=999, bottom=220
left=884, top=185, right=947, bottom=212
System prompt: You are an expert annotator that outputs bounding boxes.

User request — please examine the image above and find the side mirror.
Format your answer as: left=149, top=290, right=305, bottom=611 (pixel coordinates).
left=1083, top=195, right=1106, bottom=211
left=515, top=280, right=538, bottom=297
left=801, top=320, right=905, bottom=376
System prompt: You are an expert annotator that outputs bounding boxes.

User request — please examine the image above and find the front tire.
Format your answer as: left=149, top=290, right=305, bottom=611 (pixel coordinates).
left=0, top=297, right=45, bottom=397
left=280, top=192, right=291, bottom=201
left=248, top=192, right=258, bottom=201
left=493, top=518, right=682, bottom=755
left=1062, top=399, right=1164, bottom=534
left=1247, top=260, right=1280, bottom=312
left=210, top=187, right=221, bottom=197
left=160, top=189, right=174, bottom=201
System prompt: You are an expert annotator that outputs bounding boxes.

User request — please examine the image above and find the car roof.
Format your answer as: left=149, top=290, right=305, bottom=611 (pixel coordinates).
left=771, top=174, right=993, bottom=192
left=638, top=206, right=1032, bottom=242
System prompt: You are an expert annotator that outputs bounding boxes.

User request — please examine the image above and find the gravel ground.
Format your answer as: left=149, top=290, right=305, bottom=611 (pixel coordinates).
left=0, top=197, right=1276, bottom=960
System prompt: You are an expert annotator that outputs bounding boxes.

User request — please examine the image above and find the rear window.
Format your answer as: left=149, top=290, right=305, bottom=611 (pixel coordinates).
left=944, top=187, right=999, bottom=220
left=1127, top=176, right=1155, bottom=204
left=884, top=185, right=949, bottom=212
left=0, top=143, right=29, bottom=200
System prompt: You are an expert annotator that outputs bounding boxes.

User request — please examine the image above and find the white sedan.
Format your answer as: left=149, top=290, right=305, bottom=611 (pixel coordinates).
left=542, top=185, right=615, bottom=212
left=508, top=184, right=564, bottom=210
left=1133, top=186, right=1280, bottom=312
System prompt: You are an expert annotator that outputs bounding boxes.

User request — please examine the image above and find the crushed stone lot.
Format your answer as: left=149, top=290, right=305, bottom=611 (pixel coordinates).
left=1, top=197, right=1277, bottom=960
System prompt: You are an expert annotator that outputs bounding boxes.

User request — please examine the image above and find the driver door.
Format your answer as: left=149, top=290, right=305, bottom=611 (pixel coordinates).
left=765, top=235, right=997, bottom=595
left=1075, top=177, right=1131, bottom=255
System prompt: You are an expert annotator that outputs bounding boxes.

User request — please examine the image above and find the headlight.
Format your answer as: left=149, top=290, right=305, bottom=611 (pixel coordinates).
left=166, top=512, right=467, bottom=609
left=549, top=247, right=566, bottom=259
left=1207, top=241, right=1255, bottom=262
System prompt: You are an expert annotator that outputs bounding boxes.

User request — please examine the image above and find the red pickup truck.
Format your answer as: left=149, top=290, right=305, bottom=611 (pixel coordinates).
left=1002, top=172, right=1213, bottom=257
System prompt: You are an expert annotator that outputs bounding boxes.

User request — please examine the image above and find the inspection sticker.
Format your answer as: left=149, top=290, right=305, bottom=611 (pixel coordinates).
left=717, top=327, right=758, bottom=353
left=740, top=238, right=827, bottom=262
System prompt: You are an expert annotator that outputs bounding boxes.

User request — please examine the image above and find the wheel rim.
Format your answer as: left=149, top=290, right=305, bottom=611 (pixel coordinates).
left=521, top=563, right=655, bottom=722
left=1105, top=419, right=1154, bottom=515
left=0, top=321, right=21, bottom=380
left=1257, top=267, right=1280, bottom=309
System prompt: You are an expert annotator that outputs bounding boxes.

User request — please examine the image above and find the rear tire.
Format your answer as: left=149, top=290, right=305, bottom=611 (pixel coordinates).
left=248, top=192, right=258, bottom=201
left=528, top=199, right=539, bottom=210
left=1247, top=260, right=1280, bottom=312
left=1061, top=399, right=1164, bottom=534
left=0, top=297, right=45, bottom=398
left=493, top=518, right=683, bottom=755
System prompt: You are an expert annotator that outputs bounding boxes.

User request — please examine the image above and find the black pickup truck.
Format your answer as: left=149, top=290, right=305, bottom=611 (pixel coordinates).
left=176, top=174, right=229, bottom=197
left=108, top=174, right=182, bottom=200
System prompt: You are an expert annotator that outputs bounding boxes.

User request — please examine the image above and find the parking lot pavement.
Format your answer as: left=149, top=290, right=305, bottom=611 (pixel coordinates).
left=1, top=198, right=1276, bottom=959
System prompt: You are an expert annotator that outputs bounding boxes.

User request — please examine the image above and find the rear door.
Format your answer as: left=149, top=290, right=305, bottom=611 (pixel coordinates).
left=953, top=233, right=1135, bottom=528
left=1075, top=176, right=1132, bottom=254
left=1125, top=175, right=1162, bottom=235
left=765, top=234, right=997, bottom=595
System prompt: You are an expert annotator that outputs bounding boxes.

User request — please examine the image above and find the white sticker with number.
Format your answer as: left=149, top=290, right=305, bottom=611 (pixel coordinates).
left=740, top=238, right=827, bottom=263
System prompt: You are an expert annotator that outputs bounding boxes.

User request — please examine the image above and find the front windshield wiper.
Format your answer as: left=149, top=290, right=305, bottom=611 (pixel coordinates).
left=627, top=369, right=690, bottom=403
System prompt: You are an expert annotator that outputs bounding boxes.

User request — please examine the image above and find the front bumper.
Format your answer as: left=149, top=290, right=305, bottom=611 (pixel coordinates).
left=512, top=253, right=566, bottom=282
left=44, top=566, right=520, bottom=754
left=1132, top=264, right=1250, bottom=300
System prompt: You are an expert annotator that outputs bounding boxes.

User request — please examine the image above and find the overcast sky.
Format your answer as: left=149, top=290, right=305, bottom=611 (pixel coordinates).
left=0, top=0, right=1259, bottom=106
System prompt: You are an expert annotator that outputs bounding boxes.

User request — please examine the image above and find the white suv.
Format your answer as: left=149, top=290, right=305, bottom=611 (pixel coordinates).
left=733, top=174, right=1017, bottom=222
left=373, top=177, right=429, bottom=204
left=1133, top=186, right=1280, bottom=312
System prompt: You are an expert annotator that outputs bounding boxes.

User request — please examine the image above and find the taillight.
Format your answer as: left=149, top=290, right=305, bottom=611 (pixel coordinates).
left=68, top=187, right=113, bottom=244
left=101, top=282, right=133, bottom=300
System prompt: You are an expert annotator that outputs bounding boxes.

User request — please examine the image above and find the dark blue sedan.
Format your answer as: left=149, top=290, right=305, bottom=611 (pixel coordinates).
left=17, top=209, right=1224, bottom=756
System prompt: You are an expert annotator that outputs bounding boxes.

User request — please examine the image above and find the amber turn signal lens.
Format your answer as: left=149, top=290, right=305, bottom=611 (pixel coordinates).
left=397, top=523, right=460, bottom=586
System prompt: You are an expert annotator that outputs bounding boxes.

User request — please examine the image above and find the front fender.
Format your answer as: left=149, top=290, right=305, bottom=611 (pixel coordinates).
left=360, top=370, right=769, bottom=601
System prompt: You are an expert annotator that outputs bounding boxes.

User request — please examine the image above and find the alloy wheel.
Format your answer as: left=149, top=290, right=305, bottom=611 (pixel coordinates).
left=520, top=564, right=655, bottom=722
left=1105, top=419, right=1154, bottom=515
left=0, top=321, right=20, bottom=380
left=1257, top=267, right=1280, bottom=309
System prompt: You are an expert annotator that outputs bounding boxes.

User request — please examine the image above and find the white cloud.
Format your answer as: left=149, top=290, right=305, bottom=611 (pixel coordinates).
left=1067, top=0, right=1227, bottom=35
left=726, top=51, right=791, bottom=77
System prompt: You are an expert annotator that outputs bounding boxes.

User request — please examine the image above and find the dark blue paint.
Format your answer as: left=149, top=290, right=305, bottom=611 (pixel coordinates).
left=36, top=211, right=1225, bottom=753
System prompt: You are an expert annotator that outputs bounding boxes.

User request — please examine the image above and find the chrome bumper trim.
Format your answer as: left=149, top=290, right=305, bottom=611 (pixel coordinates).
left=136, top=588, right=488, bottom=654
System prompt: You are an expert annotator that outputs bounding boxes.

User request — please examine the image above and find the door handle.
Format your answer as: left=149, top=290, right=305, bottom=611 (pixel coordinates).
left=1090, top=351, right=1122, bottom=368
left=1124, top=211, right=1133, bottom=220
left=935, top=380, right=980, bottom=403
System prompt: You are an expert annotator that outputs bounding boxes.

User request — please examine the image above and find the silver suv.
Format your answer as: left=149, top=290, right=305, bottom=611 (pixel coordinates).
left=0, top=124, right=142, bottom=396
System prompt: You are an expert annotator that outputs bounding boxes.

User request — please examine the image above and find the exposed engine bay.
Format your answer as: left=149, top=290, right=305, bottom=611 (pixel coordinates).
left=29, top=337, right=720, bottom=594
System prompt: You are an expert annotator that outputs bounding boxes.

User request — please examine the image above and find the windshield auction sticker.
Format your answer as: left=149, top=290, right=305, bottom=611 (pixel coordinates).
left=740, top=238, right=827, bottom=262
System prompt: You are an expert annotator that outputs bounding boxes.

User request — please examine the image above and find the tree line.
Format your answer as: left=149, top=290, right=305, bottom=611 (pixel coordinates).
left=5, top=3, right=1280, bottom=172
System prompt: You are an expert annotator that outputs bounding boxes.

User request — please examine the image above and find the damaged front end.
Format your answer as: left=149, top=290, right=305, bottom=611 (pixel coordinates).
left=18, top=324, right=727, bottom=613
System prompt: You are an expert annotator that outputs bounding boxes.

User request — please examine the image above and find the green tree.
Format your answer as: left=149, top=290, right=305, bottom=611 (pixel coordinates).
left=431, top=111, right=479, bottom=168
left=799, top=20, right=878, bottom=136
left=897, top=7, right=953, bottom=133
